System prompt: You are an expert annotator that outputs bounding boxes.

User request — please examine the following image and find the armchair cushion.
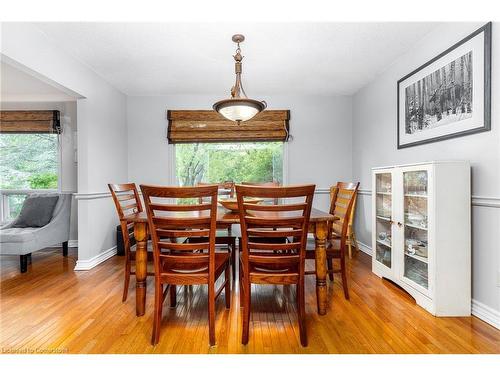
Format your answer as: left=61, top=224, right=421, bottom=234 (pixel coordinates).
left=12, top=195, right=59, bottom=228
left=0, top=227, right=37, bottom=243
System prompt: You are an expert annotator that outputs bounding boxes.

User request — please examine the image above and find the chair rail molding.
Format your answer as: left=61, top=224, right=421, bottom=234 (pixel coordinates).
left=356, top=188, right=500, bottom=208
left=74, top=188, right=500, bottom=208
left=74, top=191, right=112, bottom=200
left=76, top=187, right=333, bottom=200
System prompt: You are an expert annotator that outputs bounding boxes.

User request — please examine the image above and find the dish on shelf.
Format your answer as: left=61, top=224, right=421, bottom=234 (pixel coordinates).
left=406, top=213, right=423, bottom=222
left=413, top=246, right=427, bottom=257
left=378, top=232, right=388, bottom=241
left=218, top=197, right=262, bottom=212
left=405, top=239, right=427, bottom=257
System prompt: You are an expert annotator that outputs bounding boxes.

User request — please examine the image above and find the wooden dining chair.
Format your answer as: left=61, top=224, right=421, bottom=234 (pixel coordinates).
left=305, top=182, right=359, bottom=300
left=141, top=184, right=231, bottom=346
left=330, top=182, right=360, bottom=258
left=236, top=184, right=315, bottom=347
left=196, top=181, right=236, bottom=279
left=108, top=183, right=153, bottom=302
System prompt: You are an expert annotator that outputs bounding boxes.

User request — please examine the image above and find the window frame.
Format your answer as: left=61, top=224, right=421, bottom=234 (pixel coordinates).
left=0, top=132, right=62, bottom=223
left=169, top=141, right=289, bottom=187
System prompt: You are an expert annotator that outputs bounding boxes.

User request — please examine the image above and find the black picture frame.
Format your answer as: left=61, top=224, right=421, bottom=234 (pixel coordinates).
left=397, top=22, right=492, bottom=149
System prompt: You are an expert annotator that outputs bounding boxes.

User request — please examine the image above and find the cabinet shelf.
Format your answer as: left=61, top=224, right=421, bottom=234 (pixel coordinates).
left=376, top=215, right=391, bottom=222
left=404, top=251, right=428, bottom=264
left=405, top=222, right=427, bottom=231
left=376, top=239, right=392, bottom=248
left=404, top=193, right=427, bottom=198
left=376, top=191, right=392, bottom=196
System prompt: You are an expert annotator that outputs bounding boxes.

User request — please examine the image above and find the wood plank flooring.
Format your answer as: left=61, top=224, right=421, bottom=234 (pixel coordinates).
left=1, top=247, right=498, bottom=354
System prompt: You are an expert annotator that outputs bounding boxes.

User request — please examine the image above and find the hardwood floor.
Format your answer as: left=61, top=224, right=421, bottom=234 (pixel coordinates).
left=1, top=247, right=498, bottom=354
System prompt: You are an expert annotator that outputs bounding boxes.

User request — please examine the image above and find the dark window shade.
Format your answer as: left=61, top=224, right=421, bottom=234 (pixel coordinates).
left=167, top=110, right=290, bottom=144
left=0, top=110, right=61, bottom=134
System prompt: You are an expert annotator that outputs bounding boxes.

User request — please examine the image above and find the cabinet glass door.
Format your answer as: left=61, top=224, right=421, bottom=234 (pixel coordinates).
left=375, top=173, right=392, bottom=268
left=403, top=170, right=429, bottom=289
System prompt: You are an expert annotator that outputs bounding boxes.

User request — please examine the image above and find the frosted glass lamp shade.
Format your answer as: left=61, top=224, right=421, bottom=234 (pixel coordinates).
left=213, top=98, right=266, bottom=122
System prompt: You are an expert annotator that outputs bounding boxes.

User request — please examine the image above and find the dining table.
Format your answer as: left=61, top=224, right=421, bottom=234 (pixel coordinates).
left=124, top=206, right=335, bottom=317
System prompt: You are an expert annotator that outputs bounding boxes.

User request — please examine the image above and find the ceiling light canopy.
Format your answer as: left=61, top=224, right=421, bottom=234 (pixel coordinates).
left=213, top=34, right=266, bottom=124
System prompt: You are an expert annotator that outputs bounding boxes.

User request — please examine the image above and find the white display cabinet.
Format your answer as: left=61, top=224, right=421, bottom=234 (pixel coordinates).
left=372, top=161, right=471, bottom=316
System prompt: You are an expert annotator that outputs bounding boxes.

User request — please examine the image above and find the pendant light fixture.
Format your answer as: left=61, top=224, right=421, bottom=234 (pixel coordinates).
left=213, top=34, right=267, bottom=124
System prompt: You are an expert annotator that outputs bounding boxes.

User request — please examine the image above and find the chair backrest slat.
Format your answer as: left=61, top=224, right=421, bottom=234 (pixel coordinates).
left=141, top=184, right=218, bottom=279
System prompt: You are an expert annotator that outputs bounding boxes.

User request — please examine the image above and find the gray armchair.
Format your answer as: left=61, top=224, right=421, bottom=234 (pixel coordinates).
left=0, top=193, right=72, bottom=273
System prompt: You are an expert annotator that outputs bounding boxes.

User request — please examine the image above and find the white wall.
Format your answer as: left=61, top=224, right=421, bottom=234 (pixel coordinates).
left=127, top=94, right=353, bottom=211
left=352, top=22, right=500, bottom=320
left=1, top=23, right=128, bottom=267
left=0, top=101, right=78, bottom=241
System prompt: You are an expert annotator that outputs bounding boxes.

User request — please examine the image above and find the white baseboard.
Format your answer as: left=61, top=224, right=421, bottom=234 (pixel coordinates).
left=68, top=240, right=78, bottom=248
left=472, top=299, right=500, bottom=330
left=356, top=240, right=372, bottom=256
left=74, top=246, right=117, bottom=271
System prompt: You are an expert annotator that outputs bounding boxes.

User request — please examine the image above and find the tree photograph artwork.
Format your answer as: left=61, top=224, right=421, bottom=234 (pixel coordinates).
left=405, top=51, right=473, bottom=135
left=397, top=22, right=491, bottom=149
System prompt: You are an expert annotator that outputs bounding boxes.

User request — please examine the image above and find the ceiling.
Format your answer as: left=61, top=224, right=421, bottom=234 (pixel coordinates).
left=34, top=22, right=441, bottom=96
left=0, top=61, right=77, bottom=102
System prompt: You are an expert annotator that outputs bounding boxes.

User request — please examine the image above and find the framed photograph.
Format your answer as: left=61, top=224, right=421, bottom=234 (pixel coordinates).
left=397, top=22, right=491, bottom=149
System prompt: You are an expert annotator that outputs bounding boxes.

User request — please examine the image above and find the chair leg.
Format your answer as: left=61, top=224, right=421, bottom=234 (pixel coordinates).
left=208, top=282, right=216, bottom=346
left=242, top=279, right=251, bottom=345
left=151, top=281, right=163, bottom=345
left=297, top=281, right=308, bottom=347
left=122, top=254, right=131, bottom=302
left=19, top=255, right=28, bottom=273
left=347, top=239, right=353, bottom=259
left=225, top=263, right=231, bottom=309
left=327, top=256, right=334, bottom=281
left=170, top=285, right=177, bottom=307
left=340, top=248, right=350, bottom=300
left=351, top=230, right=359, bottom=254
left=62, top=241, right=68, bottom=257
left=231, top=237, right=236, bottom=280
left=27, top=253, right=32, bottom=264
left=239, top=261, right=244, bottom=308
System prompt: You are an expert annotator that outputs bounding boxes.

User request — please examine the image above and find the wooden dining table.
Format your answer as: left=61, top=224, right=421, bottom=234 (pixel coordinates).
left=124, top=206, right=334, bottom=317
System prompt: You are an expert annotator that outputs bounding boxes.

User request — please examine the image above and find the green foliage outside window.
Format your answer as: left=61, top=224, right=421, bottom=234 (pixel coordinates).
left=0, top=133, right=59, bottom=219
left=0, top=133, right=58, bottom=190
left=175, top=142, right=283, bottom=187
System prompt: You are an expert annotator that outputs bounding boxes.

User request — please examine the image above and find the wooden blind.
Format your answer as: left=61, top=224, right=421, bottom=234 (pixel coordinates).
left=0, top=110, right=61, bottom=134
left=167, top=110, right=290, bottom=143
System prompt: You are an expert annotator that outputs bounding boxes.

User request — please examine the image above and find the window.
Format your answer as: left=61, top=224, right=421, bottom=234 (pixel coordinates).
left=0, top=133, right=59, bottom=220
left=175, top=142, right=284, bottom=186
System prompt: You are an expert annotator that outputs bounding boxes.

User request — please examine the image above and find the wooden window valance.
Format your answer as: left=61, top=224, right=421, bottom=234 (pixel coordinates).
left=167, top=110, right=290, bottom=143
left=0, top=110, right=61, bottom=134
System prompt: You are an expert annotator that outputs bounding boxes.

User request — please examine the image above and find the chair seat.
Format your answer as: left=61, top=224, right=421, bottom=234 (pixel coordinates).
left=0, top=227, right=37, bottom=243
left=160, top=252, right=230, bottom=284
